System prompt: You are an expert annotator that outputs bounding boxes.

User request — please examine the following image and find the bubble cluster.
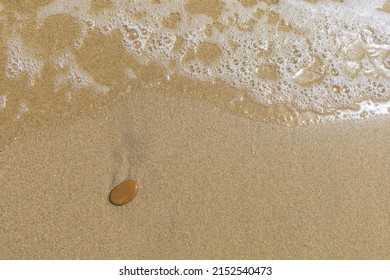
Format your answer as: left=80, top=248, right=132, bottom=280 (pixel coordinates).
left=53, top=53, right=93, bottom=89
left=5, top=38, right=43, bottom=85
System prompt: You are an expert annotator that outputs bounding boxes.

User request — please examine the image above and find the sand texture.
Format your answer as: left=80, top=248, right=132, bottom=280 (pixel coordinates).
left=1, top=0, right=390, bottom=259
left=1, top=90, right=390, bottom=259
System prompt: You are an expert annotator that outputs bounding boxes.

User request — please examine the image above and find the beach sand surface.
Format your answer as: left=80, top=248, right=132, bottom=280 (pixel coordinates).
left=1, top=0, right=390, bottom=260
left=1, top=88, right=390, bottom=259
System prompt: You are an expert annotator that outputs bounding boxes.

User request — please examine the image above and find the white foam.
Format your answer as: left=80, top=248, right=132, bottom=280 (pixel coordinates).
left=0, top=95, right=6, bottom=110
left=5, top=38, right=43, bottom=86
left=3, top=0, right=390, bottom=125
left=53, top=52, right=104, bottom=92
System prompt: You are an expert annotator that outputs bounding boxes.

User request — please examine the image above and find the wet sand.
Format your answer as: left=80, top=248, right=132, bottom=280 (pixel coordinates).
left=1, top=88, right=390, bottom=259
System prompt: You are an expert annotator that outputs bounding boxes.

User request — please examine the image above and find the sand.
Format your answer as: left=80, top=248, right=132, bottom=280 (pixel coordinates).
left=1, top=0, right=390, bottom=260
left=1, top=88, right=390, bottom=259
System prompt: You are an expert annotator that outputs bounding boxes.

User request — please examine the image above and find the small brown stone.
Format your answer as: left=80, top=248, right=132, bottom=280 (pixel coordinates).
left=109, top=179, right=139, bottom=206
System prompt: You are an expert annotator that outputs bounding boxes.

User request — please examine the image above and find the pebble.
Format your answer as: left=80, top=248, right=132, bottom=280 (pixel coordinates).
left=109, top=179, right=139, bottom=206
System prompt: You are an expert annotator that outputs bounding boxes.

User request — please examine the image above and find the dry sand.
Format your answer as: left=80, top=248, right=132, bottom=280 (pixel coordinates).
left=1, top=88, right=390, bottom=259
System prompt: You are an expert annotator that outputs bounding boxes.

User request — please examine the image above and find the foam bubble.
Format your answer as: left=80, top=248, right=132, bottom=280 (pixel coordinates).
left=5, top=38, right=43, bottom=85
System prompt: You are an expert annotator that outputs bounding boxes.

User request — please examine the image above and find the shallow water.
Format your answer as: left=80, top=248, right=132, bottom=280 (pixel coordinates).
left=0, top=0, right=389, bottom=145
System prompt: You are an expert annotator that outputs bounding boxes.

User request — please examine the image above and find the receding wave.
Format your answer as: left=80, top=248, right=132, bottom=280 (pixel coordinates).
left=0, top=0, right=389, bottom=131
